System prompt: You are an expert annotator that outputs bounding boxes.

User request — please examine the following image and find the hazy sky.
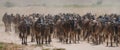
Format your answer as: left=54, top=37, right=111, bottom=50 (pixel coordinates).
left=0, top=0, right=120, bottom=7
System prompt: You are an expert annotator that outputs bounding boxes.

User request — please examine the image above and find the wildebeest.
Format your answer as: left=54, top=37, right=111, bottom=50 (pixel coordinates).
left=2, top=13, right=13, bottom=32
left=18, top=17, right=32, bottom=45
left=3, top=13, right=120, bottom=47
left=13, top=14, right=21, bottom=33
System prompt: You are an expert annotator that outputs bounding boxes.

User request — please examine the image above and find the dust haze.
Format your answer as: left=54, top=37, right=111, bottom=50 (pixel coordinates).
left=0, top=0, right=120, bottom=50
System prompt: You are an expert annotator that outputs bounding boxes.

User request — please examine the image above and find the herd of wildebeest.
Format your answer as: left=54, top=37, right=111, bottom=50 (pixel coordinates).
left=2, top=12, right=120, bottom=47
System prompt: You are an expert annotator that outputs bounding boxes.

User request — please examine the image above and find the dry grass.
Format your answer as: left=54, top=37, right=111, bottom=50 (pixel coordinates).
left=53, top=48, right=65, bottom=50
left=42, top=48, right=66, bottom=50
left=42, top=48, right=51, bottom=50
left=0, top=42, right=24, bottom=50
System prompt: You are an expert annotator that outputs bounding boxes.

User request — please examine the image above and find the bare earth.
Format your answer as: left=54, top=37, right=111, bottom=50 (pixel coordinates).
left=0, top=7, right=120, bottom=50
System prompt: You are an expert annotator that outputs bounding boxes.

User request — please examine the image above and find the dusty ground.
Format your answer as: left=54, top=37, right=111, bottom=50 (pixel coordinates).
left=0, top=7, right=120, bottom=50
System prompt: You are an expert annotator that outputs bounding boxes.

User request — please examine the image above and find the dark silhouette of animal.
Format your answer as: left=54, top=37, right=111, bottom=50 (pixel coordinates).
left=2, top=13, right=13, bottom=32
left=18, top=17, right=31, bottom=45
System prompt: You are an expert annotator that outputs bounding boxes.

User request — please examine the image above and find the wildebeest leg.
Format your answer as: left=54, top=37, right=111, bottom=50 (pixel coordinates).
left=31, top=28, right=35, bottom=42
left=54, top=29, right=57, bottom=38
left=7, top=24, right=9, bottom=32
left=42, top=36, right=44, bottom=44
left=8, top=24, right=12, bottom=32
left=57, top=31, right=62, bottom=42
left=98, top=35, right=102, bottom=44
left=19, top=32, right=22, bottom=39
left=14, top=25, right=16, bottom=32
left=16, top=25, right=19, bottom=33
left=114, top=35, right=119, bottom=47
left=69, top=32, right=72, bottom=44
left=92, top=36, right=95, bottom=44
left=85, top=31, right=90, bottom=43
left=110, top=35, right=113, bottom=47
left=10, top=24, right=12, bottom=32
left=48, top=35, right=51, bottom=44
left=66, top=32, right=69, bottom=44
left=100, top=33, right=103, bottom=44
left=31, top=33, right=35, bottom=42
left=74, top=33, right=76, bottom=43
left=25, top=34, right=27, bottom=45
left=4, top=23, right=7, bottom=32
left=106, top=35, right=109, bottom=47
left=114, top=27, right=119, bottom=47
left=45, top=36, right=48, bottom=44
left=63, top=32, right=67, bottom=43
left=77, top=29, right=81, bottom=42
left=77, top=34, right=79, bottom=42
left=74, top=33, right=77, bottom=43
left=102, top=34, right=105, bottom=44
left=92, top=34, right=97, bottom=44
left=20, top=33, right=24, bottom=45
left=84, top=30, right=90, bottom=41
left=83, top=30, right=86, bottom=40
left=97, top=35, right=99, bottom=45
left=15, top=25, right=17, bottom=33
left=6, top=23, right=9, bottom=32
left=78, top=31, right=81, bottom=42
left=21, top=37, right=24, bottom=45
left=100, top=35, right=103, bottom=44
left=23, top=33, right=27, bottom=45
left=87, top=37, right=90, bottom=43
left=116, top=37, right=119, bottom=47
left=35, top=32, right=40, bottom=45
left=8, top=24, right=11, bottom=32
left=7, top=24, right=10, bottom=32
left=94, top=34, right=98, bottom=45
left=35, top=34, right=39, bottom=45
left=22, top=33, right=25, bottom=45
left=38, top=36, right=40, bottom=45
left=31, top=35, right=35, bottom=42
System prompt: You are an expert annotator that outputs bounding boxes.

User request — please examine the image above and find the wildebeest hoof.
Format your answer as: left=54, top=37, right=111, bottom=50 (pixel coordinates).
left=25, top=43, right=28, bottom=45
left=22, top=42, right=24, bottom=45
left=31, top=40, right=35, bottom=42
